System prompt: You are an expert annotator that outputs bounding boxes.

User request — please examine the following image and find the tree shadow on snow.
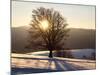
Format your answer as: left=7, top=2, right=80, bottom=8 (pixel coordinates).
left=11, top=57, right=89, bottom=75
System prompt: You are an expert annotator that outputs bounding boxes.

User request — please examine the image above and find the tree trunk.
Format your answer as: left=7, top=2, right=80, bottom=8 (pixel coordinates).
left=49, top=50, right=53, bottom=58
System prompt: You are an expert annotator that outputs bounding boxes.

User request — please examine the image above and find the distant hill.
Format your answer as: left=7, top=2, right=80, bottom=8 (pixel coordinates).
left=65, top=28, right=96, bottom=49
left=11, top=26, right=29, bottom=52
left=11, top=26, right=96, bottom=53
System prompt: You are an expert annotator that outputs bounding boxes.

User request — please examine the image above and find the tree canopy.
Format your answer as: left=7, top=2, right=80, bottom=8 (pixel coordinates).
left=28, top=7, right=69, bottom=57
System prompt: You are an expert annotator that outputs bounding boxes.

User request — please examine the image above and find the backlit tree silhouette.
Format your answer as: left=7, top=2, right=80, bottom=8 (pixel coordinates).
left=28, top=7, right=69, bottom=58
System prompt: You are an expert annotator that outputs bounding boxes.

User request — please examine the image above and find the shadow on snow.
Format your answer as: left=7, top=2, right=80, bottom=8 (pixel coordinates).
left=11, top=57, right=89, bottom=75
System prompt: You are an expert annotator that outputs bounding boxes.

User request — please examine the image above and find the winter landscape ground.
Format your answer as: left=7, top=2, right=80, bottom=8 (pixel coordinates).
left=11, top=49, right=96, bottom=75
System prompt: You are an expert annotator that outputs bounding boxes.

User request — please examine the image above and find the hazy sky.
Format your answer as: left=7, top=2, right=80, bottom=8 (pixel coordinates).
left=12, top=1, right=95, bottom=29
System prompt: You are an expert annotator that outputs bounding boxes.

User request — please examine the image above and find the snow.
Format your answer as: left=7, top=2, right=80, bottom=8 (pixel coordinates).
left=27, top=49, right=95, bottom=59
left=11, top=49, right=96, bottom=75
left=70, top=49, right=95, bottom=59
left=11, top=53, right=96, bottom=75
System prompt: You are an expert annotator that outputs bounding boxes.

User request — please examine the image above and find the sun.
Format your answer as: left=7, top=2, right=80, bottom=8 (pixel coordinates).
left=39, top=20, right=49, bottom=30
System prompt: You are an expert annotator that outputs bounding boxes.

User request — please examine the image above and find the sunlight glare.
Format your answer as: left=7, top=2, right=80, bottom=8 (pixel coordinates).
left=39, top=20, right=49, bottom=30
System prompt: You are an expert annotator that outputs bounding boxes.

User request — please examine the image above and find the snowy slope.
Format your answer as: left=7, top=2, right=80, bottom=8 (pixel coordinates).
left=69, top=49, right=95, bottom=59
left=27, top=49, right=95, bottom=59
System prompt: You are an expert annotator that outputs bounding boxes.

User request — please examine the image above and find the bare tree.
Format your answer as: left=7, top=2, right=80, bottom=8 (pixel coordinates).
left=28, top=7, right=69, bottom=58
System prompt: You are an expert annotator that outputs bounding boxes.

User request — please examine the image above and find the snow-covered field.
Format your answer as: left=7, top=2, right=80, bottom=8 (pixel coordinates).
left=67, top=49, right=95, bottom=59
left=27, top=49, right=95, bottom=59
left=11, top=54, right=96, bottom=74
left=11, top=49, right=96, bottom=75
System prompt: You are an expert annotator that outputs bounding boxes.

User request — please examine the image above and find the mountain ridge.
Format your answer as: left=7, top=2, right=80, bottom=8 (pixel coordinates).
left=11, top=26, right=96, bottom=53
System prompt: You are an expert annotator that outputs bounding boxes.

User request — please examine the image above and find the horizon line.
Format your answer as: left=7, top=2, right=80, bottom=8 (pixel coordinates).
left=11, top=25, right=96, bottom=30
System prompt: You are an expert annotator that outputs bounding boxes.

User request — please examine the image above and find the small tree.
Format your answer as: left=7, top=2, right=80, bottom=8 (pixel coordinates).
left=28, top=7, right=69, bottom=58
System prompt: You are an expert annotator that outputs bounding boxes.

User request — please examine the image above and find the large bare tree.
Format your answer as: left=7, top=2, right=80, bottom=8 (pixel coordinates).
left=28, top=7, right=69, bottom=58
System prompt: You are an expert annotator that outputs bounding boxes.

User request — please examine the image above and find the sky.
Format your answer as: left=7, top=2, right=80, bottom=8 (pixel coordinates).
left=12, top=1, right=96, bottom=29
